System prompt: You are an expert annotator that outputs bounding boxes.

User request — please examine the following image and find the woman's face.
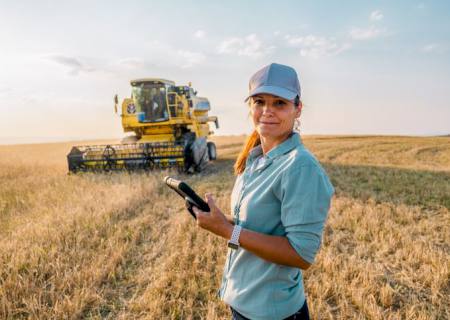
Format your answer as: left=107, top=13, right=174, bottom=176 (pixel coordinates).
left=250, top=94, right=301, bottom=141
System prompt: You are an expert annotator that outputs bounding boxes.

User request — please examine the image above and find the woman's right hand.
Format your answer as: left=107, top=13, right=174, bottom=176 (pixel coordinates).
left=193, top=193, right=233, bottom=239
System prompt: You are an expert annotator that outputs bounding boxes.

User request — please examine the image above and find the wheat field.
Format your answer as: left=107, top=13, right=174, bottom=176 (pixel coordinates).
left=0, top=135, right=449, bottom=319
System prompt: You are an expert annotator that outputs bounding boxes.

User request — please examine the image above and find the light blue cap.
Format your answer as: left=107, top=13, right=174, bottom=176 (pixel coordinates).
left=245, top=63, right=301, bottom=102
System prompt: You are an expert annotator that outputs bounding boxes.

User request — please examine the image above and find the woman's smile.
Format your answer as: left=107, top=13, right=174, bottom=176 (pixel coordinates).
left=259, top=121, right=280, bottom=125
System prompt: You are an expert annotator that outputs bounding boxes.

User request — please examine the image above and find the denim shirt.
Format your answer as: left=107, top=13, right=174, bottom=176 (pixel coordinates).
left=219, top=132, right=334, bottom=320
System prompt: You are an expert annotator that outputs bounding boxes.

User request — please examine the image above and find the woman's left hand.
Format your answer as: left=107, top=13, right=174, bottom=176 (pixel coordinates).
left=192, top=193, right=233, bottom=239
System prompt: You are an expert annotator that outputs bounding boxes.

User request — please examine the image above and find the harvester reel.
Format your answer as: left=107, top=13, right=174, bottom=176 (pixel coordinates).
left=142, top=143, right=155, bottom=170
left=67, top=142, right=185, bottom=173
left=102, top=145, right=117, bottom=171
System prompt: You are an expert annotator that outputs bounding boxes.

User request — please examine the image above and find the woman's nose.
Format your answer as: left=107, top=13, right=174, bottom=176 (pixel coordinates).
left=262, top=104, right=275, bottom=115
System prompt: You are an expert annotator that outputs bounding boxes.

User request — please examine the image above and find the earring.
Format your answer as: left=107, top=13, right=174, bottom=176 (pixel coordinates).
left=294, top=119, right=300, bottom=132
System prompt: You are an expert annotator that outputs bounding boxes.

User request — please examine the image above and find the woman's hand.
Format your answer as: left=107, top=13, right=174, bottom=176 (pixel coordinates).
left=192, top=193, right=233, bottom=239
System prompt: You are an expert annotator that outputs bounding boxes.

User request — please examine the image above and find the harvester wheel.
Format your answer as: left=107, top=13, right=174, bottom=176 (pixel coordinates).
left=207, top=142, right=217, bottom=161
left=184, top=136, right=209, bottom=173
left=194, top=145, right=209, bottom=172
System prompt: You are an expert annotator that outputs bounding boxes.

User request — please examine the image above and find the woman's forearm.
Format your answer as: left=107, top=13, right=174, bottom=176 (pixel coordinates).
left=219, top=224, right=310, bottom=270
left=238, top=228, right=311, bottom=270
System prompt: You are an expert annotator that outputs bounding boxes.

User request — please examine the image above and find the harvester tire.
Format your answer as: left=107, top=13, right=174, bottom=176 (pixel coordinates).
left=194, top=146, right=209, bottom=172
left=184, top=137, right=209, bottom=173
left=207, top=142, right=217, bottom=160
left=193, top=138, right=209, bottom=172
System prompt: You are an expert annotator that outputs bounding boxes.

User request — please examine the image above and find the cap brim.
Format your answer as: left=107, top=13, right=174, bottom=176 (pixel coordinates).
left=244, top=85, right=298, bottom=102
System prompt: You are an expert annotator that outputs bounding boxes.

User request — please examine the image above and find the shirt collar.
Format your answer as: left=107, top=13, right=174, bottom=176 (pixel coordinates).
left=248, top=132, right=302, bottom=162
left=249, top=144, right=263, bottom=159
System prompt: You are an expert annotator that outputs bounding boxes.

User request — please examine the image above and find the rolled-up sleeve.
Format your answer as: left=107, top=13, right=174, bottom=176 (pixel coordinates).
left=280, top=164, right=334, bottom=264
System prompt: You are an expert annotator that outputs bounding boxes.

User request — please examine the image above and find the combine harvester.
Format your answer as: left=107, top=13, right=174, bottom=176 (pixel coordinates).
left=67, top=78, right=219, bottom=173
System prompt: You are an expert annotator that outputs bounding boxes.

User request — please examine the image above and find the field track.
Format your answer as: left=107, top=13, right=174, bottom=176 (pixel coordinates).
left=0, top=135, right=449, bottom=319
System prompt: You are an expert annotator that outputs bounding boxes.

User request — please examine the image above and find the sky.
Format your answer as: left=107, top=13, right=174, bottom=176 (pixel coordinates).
left=0, top=0, right=449, bottom=144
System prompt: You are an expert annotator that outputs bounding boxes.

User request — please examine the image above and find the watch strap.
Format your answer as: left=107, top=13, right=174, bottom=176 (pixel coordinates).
left=228, top=225, right=242, bottom=250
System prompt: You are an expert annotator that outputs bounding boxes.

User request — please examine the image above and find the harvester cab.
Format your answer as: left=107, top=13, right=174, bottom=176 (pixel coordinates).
left=67, top=78, right=219, bottom=173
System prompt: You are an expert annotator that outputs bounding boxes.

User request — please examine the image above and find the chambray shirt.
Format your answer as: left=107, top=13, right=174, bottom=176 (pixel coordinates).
left=219, top=132, right=334, bottom=320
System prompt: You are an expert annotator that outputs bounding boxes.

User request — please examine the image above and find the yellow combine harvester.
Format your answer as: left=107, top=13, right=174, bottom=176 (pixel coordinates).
left=67, top=78, right=219, bottom=173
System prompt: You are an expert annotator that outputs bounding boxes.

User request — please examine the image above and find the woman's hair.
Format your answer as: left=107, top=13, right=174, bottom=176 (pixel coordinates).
left=233, top=96, right=302, bottom=175
left=234, top=130, right=261, bottom=175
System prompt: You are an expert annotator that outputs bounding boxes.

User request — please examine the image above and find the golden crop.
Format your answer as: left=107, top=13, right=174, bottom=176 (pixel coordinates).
left=0, top=135, right=448, bottom=319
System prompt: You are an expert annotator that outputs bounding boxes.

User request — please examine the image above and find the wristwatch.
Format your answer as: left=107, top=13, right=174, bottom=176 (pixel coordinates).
left=227, top=225, right=242, bottom=250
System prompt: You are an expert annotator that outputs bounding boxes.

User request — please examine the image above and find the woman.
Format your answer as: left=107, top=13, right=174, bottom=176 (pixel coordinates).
left=192, top=63, right=334, bottom=320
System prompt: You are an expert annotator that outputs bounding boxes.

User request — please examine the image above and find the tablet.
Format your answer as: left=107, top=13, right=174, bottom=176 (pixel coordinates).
left=164, top=176, right=210, bottom=219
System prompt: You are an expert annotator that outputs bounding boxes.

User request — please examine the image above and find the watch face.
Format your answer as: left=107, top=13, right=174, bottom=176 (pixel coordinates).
left=227, top=242, right=239, bottom=250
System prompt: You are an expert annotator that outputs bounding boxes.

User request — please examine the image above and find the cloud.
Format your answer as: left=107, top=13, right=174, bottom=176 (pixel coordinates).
left=217, top=34, right=273, bottom=57
left=43, top=54, right=95, bottom=75
left=194, top=30, right=205, bottom=38
left=0, top=86, right=35, bottom=104
left=421, top=43, right=446, bottom=54
left=370, top=10, right=384, bottom=21
left=0, top=86, right=11, bottom=97
left=113, top=41, right=206, bottom=70
left=349, top=26, right=385, bottom=40
left=149, top=40, right=206, bottom=68
left=116, top=57, right=146, bottom=69
left=285, top=34, right=350, bottom=58
left=176, top=50, right=206, bottom=68
left=0, top=86, right=55, bottom=106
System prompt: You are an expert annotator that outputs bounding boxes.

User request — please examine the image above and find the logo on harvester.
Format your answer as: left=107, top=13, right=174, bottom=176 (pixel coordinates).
left=127, top=104, right=136, bottom=114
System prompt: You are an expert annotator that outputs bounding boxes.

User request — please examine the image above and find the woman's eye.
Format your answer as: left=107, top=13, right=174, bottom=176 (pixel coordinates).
left=254, top=99, right=264, bottom=105
left=274, top=100, right=286, bottom=107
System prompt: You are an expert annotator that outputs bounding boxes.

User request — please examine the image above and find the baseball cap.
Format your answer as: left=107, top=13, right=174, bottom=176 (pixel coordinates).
left=245, top=63, right=301, bottom=102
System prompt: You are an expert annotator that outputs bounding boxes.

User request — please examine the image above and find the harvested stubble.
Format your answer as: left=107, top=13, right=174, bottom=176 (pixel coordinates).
left=0, top=136, right=449, bottom=319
